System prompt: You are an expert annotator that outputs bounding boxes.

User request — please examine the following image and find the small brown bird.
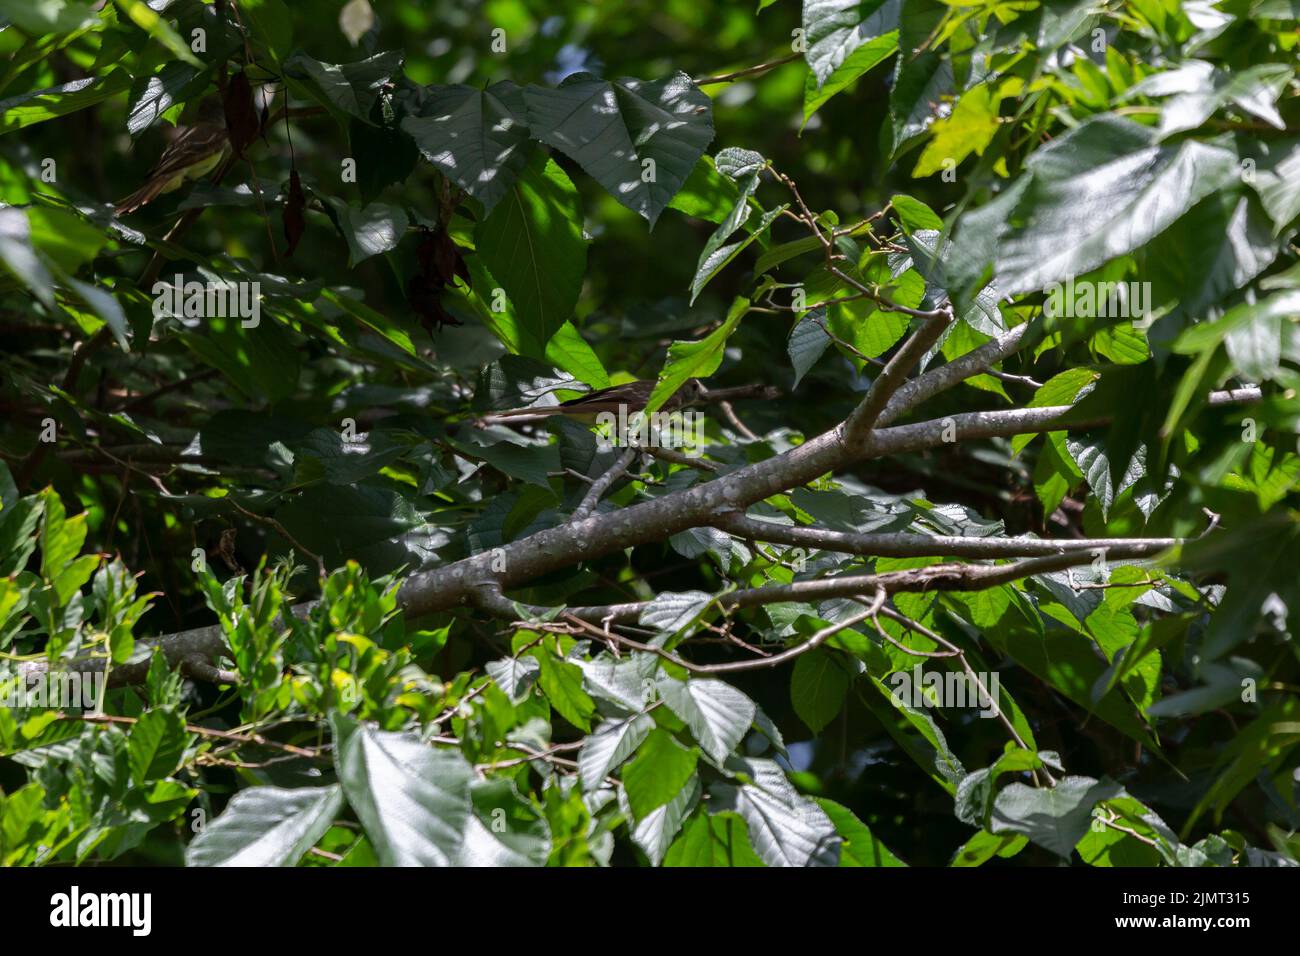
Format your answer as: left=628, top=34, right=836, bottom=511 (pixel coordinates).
left=478, top=379, right=782, bottom=425
left=478, top=378, right=709, bottom=425
left=115, top=99, right=231, bottom=215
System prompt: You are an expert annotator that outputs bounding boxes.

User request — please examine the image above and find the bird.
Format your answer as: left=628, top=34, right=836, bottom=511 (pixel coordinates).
left=115, top=99, right=231, bottom=215
left=477, top=379, right=783, bottom=426
left=477, top=378, right=709, bottom=425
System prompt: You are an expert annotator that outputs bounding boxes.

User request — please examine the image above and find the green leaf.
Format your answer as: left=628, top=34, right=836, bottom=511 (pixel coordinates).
left=236, top=0, right=294, bottom=62
left=0, top=72, right=134, bottom=135
left=912, top=83, right=1001, bottom=178
left=788, top=309, right=833, bottom=386
left=1065, top=436, right=1147, bottom=520
left=950, top=829, right=1028, bottom=866
left=638, top=589, right=714, bottom=636
left=185, top=785, right=344, bottom=867
left=1134, top=62, right=1293, bottom=139
left=40, top=492, right=86, bottom=584
left=127, top=709, right=188, bottom=786
left=1172, top=288, right=1299, bottom=382
left=990, top=775, right=1123, bottom=859
left=802, top=31, right=898, bottom=128
left=113, top=0, right=203, bottom=67
left=1144, top=190, right=1279, bottom=326
left=622, top=729, right=698, bottom=818
left=399, top=82, right=532, bottom=214
left=319, top=198, right=408, bottom=266
left=1253, top=135, right=1300, bottom=233
left=579, top=713, right=654, bottom=791
left=475, top=152, right=587, bottom=353
left=632, top=774, right=701, bottom=865
left=524, top=72, right=714, bottom=225
left=888, top=51, right=952, bottom=154
left=0, top=0, right=97, bottom=33
left=457, top=778, right=551, bottom=866
left=664, top=810, right=764, bottom=866
left=0, top=208, right=54, bottom=307
left=126, top=62, right=205, bottom=136
left=178, top=314, right=300, bottom=403
left=1178, top=511, right=1300, bottom=659
left=710, top=757, right=840, bottom=866
left=690, top=204, right=785, bottom=303
left=656, top=676, right=757, bottom=763
left=535, top=649, right=596, bottom=732
left=803, top=0, right=902, bottom=88
left=890, top=193, right=944, bottom=233
left=791, top=649, right=850, bottom=734
left=817, top=798, right=906, bottom=866
left=993, top=115, right=1240, bottom=294
left=645, top=296, right=748, bottom=413
left=1012, top=368, right=1098, bottom=455
left=284, top=51, right=401, bottom=125
left=668, top=156, right=745, bottom=224
left=330, top=713, right=473, bottom=866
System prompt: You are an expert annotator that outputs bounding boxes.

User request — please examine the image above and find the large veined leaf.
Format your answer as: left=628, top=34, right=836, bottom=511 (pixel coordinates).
left=319, top=197, right=409, bottom=266
left=330, top=713, right=474, bottom=866
left=523, top=72, right=714, bottom=225
left=127, top=709, right=188, bottom=786
left=1252, top=135, right=1300, bottom=234
left=710, top=757, right=840, bottom=866
left=399, top=82, right=532, bottom=214
left=802, top=31, right=898, bottom=128
left=990, top=775, right=1123, bottom=859
left=656, top=676, right=757, bottom=763
left=622, top=729, right=699, bottom=818
left=1065, top=436, right=1147, bottom=520
left=475, top=152, right=588, bottom=353
left=664, top=810, right=765, bottom=866
left=185, top=785, right=344, bottom=867
left=888, top=51, right=953, bottom=155
left=817, top=797, right=906, bottom=866
left=0, top=72, right=134, bottom=135
left=632, top=773, right=701, bottom=865
left=912, top=84, right=1003, bottom=178
left=579, top=713, right=655, bottom=791
left=1125, top=61, right=1293, bottom=139
left=803, top=0, right=903, bottom=88
left=1173, top=288, right=1300, bottom=382
left=689, top=205, right=785, bottom=303
left=455, top=778, right=551, bottom=866
left=283, top=51, right=402, bottom=125
left=638, top=589, right=714, bottom=636
left=992, top=115, right=1241, bottom=294
left=788, top=308, right=833, bottom=386
left=791, top=649, right=850, bottom=734
left=1178, top=511, right=1300, bottom=659
left=1143, top=190, right=1279, bottom=334
left=126, top=62, right=205, bottom=136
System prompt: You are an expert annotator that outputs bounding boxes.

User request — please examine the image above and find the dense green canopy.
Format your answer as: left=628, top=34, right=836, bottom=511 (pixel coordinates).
left=0, top=0, right=1297, bottom=868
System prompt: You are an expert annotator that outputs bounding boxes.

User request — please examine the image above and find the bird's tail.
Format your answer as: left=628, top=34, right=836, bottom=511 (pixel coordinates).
left=475, top=406, right=559, bottom=425
left=115, top=178, right=169, bottom=216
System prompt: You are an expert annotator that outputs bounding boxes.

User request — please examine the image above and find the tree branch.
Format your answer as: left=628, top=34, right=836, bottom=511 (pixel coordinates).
left=712, top=512, right=1177, bottom=560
